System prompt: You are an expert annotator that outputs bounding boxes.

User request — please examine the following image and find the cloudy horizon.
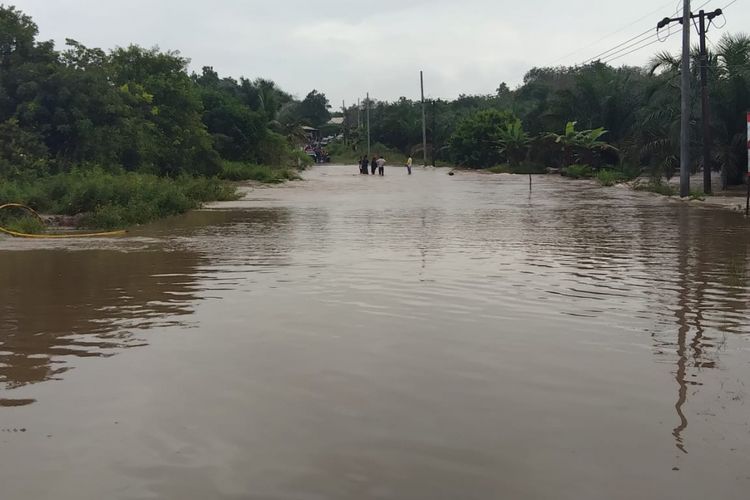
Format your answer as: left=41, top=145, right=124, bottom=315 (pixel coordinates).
left=10, top=0, right=748, bottom=106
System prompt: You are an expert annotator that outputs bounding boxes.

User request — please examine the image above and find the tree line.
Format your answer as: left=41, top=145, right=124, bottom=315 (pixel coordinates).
left=341, top=35, right=749, bottom=186
left=0, top=4, right=333, bottom=181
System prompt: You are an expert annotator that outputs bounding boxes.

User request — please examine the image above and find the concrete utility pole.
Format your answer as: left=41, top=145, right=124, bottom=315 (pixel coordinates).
left=420, top=71, right=427, bottom=167
left=697, top=9, right=723, bottom=193
left=658, top=5, right=726, bottom=196
left=342, top=100, right=347, bottom=145
left=680, top=0, right=691, bottom=198
left=699, top=12, right=711, bottom=194
left=366, top=92, right=371, bottom=159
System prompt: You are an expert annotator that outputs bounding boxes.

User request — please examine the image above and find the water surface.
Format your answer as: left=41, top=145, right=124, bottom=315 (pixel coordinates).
left=1, top=166, right=749, bottom=499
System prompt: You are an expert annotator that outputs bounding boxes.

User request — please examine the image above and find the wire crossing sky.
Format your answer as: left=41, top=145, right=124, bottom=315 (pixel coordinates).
left=11, top=0, right=749, bottom=105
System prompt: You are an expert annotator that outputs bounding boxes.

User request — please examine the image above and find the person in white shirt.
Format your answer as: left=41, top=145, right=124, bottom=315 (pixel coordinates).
left=376, top=156, right=386, bottom=176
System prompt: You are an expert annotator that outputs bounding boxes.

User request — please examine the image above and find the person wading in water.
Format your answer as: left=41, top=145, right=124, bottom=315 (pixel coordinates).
left=406, top=156, right=413, bottom=175
left=376, top=155, right=386, bottom=176
left=360, top=156, right=368, bottom=175
left=371, top=155, right=377, bottom=175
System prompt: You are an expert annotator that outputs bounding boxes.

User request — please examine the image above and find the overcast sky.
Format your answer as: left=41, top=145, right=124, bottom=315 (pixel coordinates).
left=11, top=0, right=748, bottom=106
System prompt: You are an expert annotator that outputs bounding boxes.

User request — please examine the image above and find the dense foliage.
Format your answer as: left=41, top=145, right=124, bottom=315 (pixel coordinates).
left=342, top=38, right=750, bottom=185
left=0, top=5, right=329, bottom=227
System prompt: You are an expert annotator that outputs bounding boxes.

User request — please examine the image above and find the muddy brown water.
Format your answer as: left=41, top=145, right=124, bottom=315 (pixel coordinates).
left=1, top=165, right=749, bottom=500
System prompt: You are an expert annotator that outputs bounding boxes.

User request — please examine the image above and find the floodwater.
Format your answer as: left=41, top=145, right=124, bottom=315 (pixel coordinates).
left=1, top=165, right=749, bottom=500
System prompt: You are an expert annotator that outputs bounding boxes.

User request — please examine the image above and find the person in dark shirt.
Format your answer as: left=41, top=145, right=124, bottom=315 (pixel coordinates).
left=371, top=156, right=377, bottom=175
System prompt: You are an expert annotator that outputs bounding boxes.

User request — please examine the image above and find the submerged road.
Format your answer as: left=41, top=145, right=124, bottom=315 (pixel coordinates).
left=1, top=165, right=749, bottom=499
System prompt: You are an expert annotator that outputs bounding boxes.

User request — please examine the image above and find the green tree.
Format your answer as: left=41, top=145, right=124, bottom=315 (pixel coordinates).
left=449, top=109, right=516, bottom=167
left=296, top=89, right=331, bottom=127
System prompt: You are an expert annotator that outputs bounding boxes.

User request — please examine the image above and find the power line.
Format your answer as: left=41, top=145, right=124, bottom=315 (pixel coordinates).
left=580, top=0, right=714, bottom=65
left=548, top=1, right=675, bottom=65
left=581, top=28, right=656, bottom=65
left=601, top=36, right=673, bottom=64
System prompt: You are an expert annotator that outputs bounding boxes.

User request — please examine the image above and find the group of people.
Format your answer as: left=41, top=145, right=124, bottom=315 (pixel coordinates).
left=358, top=155, right=413, bottom=176
left=359, top=155, right=386, bottom=176
left=304, top=144, right=330, bottom=163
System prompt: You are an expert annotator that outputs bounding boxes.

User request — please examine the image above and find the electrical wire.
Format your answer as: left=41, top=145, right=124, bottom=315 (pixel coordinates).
left=591, top=0, right=715, bottom=65
left=581, top=0, right=715, bottom=65
left=547, top=1, right=675, bottom=65
left=602, top=37, right=672, bottom=64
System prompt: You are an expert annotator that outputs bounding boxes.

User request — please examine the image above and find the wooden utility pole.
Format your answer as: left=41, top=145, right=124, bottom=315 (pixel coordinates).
left=420, top=71, right=427, bottom=167
left=680, top=0, right=691, bottom=198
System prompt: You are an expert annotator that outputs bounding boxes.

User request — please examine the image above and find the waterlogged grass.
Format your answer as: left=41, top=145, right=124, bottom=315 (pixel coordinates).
left=0, top=215, right=45, bottom=234
left=564, top=164, right=594, bottom=179
left=633, top=179, right=678, bottom=196
left=219, top=161, right=301, bottom=183
left=486, top=163, right=547, bottom=175
left=595, top=169, right=626, bottom=186
left=0, top=169, right=241, bottom=230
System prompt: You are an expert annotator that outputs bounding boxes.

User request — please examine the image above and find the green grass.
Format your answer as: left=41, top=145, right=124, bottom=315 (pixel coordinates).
left=564, top=164, right=594, bottom=179
left=0, top=215, right=45, bottom=234
left=595, top=169, right=626, bottom=186
left=487, top=163, right=547, bottom=175
left=219, top=161, right=301, bottom=183
left=0, top=169, right=241, bottom=230
left=486, top=165, right=512, bottom=174
left=689, top=189, right=707, bottom=201
left=633, top=178, right=678, bottom=196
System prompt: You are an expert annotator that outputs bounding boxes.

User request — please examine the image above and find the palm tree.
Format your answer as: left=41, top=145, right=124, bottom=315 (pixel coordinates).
left=712, top=33, right=750, bottom=187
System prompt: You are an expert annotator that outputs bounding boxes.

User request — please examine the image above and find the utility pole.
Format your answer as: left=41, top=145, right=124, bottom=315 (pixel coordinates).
left=366, top=92, right=371, bottom=159
left=658, top=5, right=725, bottom=196
left=698, top=9, right=723, bottom=192
left=680, top=0, right=691, bottom=198
left=431, top=99, right=437, bottom=166
left=420, top=71, right=427, bottom=167
left=698, top=12, right=711, bottom=194
left=342, top=100, right=347, bottom=145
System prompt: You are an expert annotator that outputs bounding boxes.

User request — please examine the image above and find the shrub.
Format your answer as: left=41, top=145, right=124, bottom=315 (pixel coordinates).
left=595, top=169, right=626, bottom=186
left=565, top=164, right=593, bottom=179
left=0, top=169, right=241, bottom=229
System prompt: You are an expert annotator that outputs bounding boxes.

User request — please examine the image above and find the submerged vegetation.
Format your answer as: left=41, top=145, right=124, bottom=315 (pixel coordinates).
left=0, top=5, right=331, bottom=229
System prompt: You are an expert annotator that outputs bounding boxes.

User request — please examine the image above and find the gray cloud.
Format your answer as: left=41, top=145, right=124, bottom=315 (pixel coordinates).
left=13, top=0, right=748, bottom=105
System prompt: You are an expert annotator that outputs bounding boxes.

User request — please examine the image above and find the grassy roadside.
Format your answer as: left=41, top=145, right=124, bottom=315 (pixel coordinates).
left=0, top=161, right=303, bottom=231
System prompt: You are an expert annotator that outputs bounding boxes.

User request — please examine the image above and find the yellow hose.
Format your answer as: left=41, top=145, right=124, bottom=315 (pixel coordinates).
left=0, top=203, right=126, bottom=238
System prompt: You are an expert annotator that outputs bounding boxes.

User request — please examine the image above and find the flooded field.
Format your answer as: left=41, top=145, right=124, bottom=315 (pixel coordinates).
left=1, top=165, right=749, bottom=499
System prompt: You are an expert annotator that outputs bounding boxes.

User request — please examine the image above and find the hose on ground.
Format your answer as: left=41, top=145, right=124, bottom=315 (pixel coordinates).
left=0, top=203, right=126, bottom=238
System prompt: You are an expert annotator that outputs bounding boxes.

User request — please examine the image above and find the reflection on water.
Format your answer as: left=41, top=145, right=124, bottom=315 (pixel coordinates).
left=0, top=250, right=203, bottom=405
left=1, top=167, right=749, bottom=499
